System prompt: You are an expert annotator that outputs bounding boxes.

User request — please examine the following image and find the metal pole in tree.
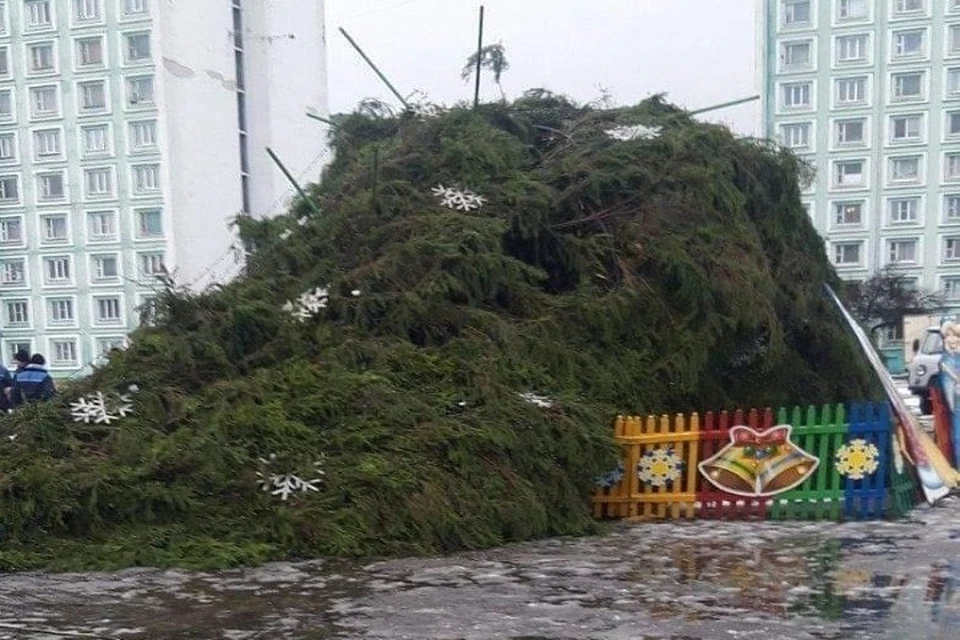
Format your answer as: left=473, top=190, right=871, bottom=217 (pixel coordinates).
left=306, top=111, right=337, bottom=127
left=266, top=147, right=321, bottom=215
left=338, top=27, right=410, bottom=110
left=473, top=5, right=485, bottom=109
left=687, top=94, right=760, bottom=117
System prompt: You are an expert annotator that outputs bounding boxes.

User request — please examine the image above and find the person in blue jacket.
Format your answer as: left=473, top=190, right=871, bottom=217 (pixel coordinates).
left=12, top=353, right=56, bottom=405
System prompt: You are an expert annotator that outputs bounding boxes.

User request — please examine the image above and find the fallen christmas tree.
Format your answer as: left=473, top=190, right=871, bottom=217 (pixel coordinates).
left=0, top=92, right=879, bottom=571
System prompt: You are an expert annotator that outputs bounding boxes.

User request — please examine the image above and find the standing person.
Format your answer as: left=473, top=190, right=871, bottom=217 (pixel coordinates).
left=8, top=350, right=31, bottom=409
left=0, top=362, right=12, bottom=413
left=12, top=353, right=56, bottom=405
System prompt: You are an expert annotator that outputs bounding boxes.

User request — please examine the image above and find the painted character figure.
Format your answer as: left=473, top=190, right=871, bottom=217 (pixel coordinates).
left=939, top=321, right=960, bottom=467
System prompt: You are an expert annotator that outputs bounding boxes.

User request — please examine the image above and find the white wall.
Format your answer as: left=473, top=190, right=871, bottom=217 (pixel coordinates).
left=155, top=1, right=246, bottom=287
left=243, top=0, right=329, bottom=219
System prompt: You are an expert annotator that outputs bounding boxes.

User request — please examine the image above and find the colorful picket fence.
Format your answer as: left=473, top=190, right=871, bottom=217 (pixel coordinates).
left=592, top=403, right=919, bottom=522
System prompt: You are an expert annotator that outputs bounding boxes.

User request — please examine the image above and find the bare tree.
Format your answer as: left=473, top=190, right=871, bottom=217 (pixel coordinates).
left=843, top=267, right=943, bottom=337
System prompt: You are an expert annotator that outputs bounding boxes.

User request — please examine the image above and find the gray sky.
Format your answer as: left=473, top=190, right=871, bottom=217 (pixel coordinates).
left=326, top=0, right=760, bottom=136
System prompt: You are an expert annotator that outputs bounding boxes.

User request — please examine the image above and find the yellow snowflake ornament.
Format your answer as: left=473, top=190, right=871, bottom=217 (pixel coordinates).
left=835, top=438, right=880, bottom=480
left=637, top=448, right=684, bottom=487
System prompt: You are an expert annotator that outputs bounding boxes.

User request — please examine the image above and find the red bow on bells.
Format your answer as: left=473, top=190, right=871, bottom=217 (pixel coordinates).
left=730, top=426, right=790, bottom=447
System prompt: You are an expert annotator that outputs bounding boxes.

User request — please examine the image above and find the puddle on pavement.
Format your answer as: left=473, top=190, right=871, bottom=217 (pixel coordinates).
left=0, top=506, right=958, bottom=638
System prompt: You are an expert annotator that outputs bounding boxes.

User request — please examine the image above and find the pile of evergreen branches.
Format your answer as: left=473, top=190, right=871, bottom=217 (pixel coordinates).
left=0, top=93, right=878, bottom=570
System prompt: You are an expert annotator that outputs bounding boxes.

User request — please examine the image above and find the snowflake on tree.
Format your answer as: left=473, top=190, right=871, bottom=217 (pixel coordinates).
left=70, top=391, right=134, bottom=424
left=256, top=454, right=326, bottom=501
left=282, top=287, right=329, bottom=321
left=835, top=439, right=880, bottom=480
left=431, top=184, right=487, bottom=211
left=637, top=448, right=684, bottom=487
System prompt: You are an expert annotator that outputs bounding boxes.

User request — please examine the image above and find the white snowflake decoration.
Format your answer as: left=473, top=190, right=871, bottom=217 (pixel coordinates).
left=256, top=455, right=326, bottom=501
left=282, top=287, right=329, bottom=321
left=431, top=184, right=487, bottom=211
left=70, top=391, right=134, bottom=424
left=605, top=124, right=662, bottom=141
left=637, top=448, right=684, bottom=487
left=518, top=392, right=553, bottom=408
left=297, top=216, right=310, bottom=226
left=279, top=229, right=293, bottom=240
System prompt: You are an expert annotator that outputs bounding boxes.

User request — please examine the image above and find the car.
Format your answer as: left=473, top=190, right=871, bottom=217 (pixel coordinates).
left=907, top=326, right=943, bottom=415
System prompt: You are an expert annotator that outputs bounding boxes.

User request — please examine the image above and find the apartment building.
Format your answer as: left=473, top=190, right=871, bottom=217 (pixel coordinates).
left=760, top=0, right=960, bottom=302
left=0, top=0, right=328, bottom=374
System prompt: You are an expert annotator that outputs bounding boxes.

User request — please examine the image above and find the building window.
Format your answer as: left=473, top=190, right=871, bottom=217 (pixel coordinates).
left=24, top=0, right=52, bottom=28
left=889, top=197, right=919, bottom=223
left=92, top=254, right=118, bottom=281
left=888, top=239, right=918, bottom=264
left=27, top=43, right=55, bottom=73
left=76, top=37, right=104, bottom=67
left=47, top=298, right=74, bottom=325
left=126, top=76, right=154, bottom=106
left=123, top=0, right=148, bottom=15
left=834, top=160, right=865, bottom=187
left=41, top=215, right=67, bottom=243
left=95, top=337, right=126, bottom=359
left=947, top=153, right=960, bottom=181
left=29, top=86, right=58, bottom=118
left=37, top=172, right=65, bottom=200
left=892, top=72, right=924, bottom=101
left=0, top=47, right=8, bottom=76
left=834, top=201, right=862, bottom=225
left=87, top=211, right=115, bottom=240
left=85, top=168, right=113, bottom=198
left=0, top=176, right=18, bottom=202
left=836, top=77, right=866, bottom=105
left=783, top=0, right=811, bottom=26
left=73, top=0, right=100, bottom=22
left=893, top=30, right=925, bottom=58
left=836, top=34, right=867, bottom=63
left=890, top=114, right=922, bottom=142
left=95, top=297, right=122, bottom=324
left=44, top=257, right=71, bottom=284
left=124, top=33, right=151, bottom=63
left=949, top=26, right=960, bottom=57
left=132, top=164, right=160, bottom=193
left=946, top=237, right=960, bottom=261
left=0, top=134, right=13, bottom=160
left=0, top=259, right=25, bottom=286
left=779, top=122, right=811, bottom=149
left=81, top=125, right=109, bottom=155
left=78, top=81, right=107, bottom=111
left=949, top=69, right=960, bottom=98
left=5, top=301, right=28, bottom=326
left=51, top=340, right=77, bottom=367
left=782, top=82, right=811, bottom=108
left=138, top=252, right=165, bottom=276
left=944, top=277, right=960, bottom=300
left=947, top=195, right=960, bottom=222
left=33, top=128, right=60, bottom=157
left=889, top=156, right=921, bottom=182
left=129, top=120, right=156, bottom=148
left=947, top=112, right=960, bottom=138
left=833, top=242, right=862, bottom=265
left=0, top=89, right=11, bottom=119
left=894, top=0, right=924, bottom=14
left=0, top=134, right=13, bottom=161
left=838, top=0, right=867, bottom=20
left=781, top=41, right=812, bottom=69
left=136, top=209, right=162, bottom=236
left=835, top=118, right=865, bottom=145
left=0, top=217, right=20, bottom=244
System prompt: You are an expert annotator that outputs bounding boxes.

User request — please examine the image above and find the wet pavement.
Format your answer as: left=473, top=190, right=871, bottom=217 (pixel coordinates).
left=0, top=501, right=959, bottom=639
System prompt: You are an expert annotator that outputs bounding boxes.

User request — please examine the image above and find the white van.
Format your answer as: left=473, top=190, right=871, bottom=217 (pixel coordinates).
left=907, top=326, right=942, bottom=415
